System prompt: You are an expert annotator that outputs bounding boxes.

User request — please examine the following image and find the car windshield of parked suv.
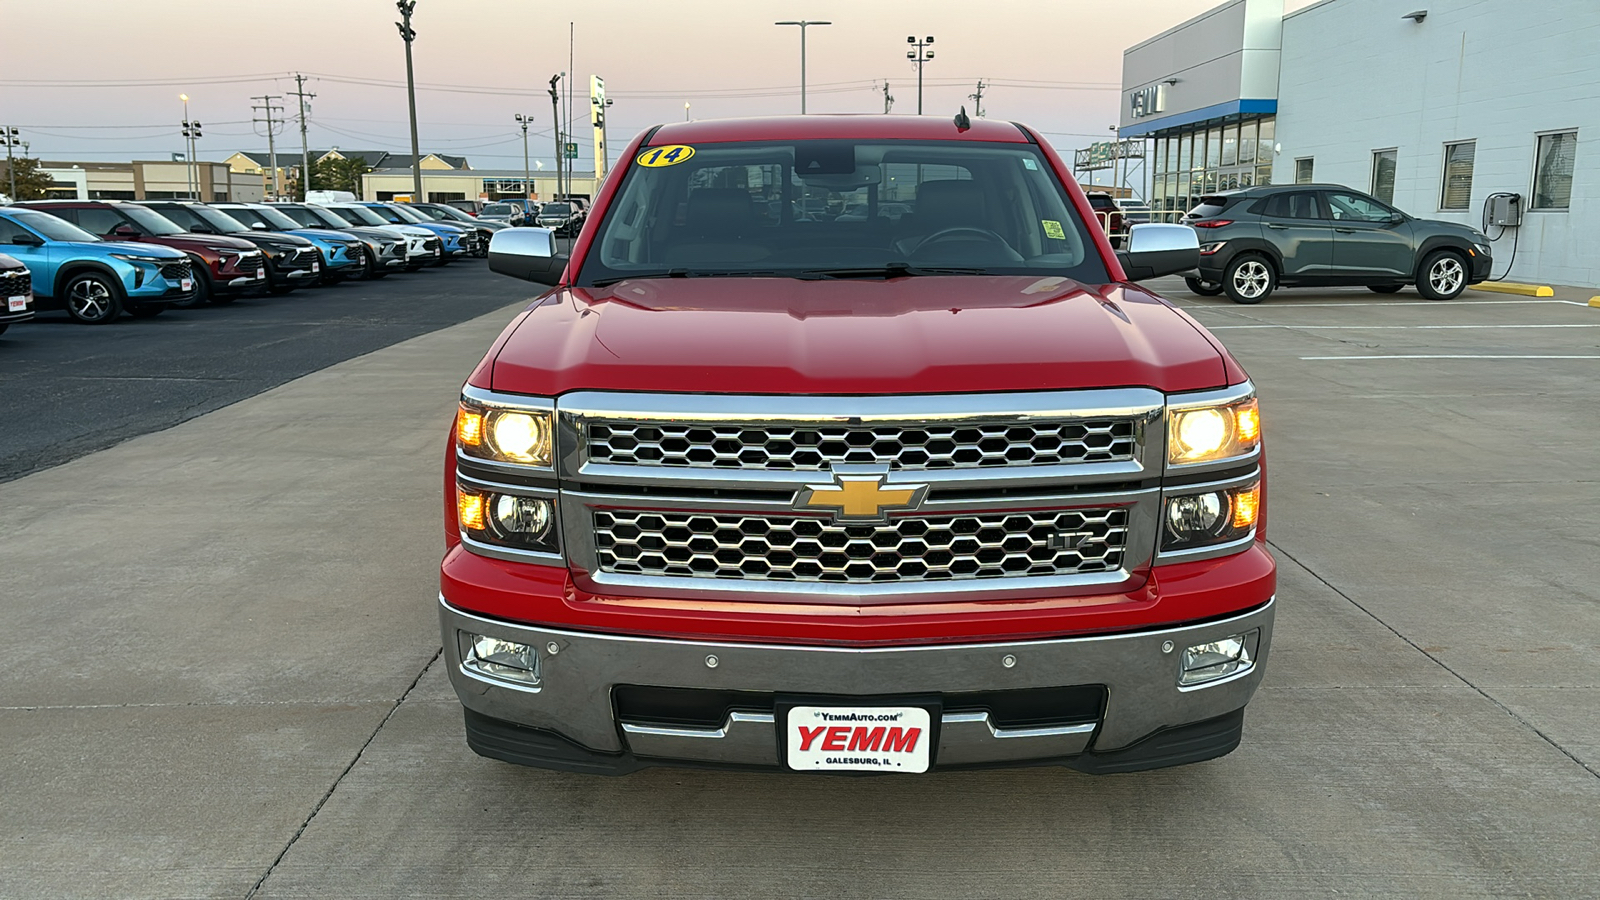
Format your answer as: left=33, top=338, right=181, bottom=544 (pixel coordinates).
left=5, top=209, right=101, bottom=242
left=122, top=205, right=187, bottom=236
left=245, top=205, right=304, bottom=231
left=425, top=205, right=474, bottom=223
left=481, top=203, right=516, bottom=216
left=219, top=206, right=275, bottom=230
left=274, top=204, right=334, bottom=229
left=387, top=204, right=431, bottom=225
left=1186, top=196, right=1230, bottom=219
left=541, top=202, right=573, bottom=216
left=362, top=205, right=409, bottom=225
left=154, top=204, right=252, bottom=235
left=578, top=139, right=1107, bottom=286
left=326, top=205, right=391, bottom=227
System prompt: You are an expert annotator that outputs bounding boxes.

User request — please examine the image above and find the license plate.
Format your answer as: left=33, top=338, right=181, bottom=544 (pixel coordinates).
left=785, top=706, right=932, bottom=773
left=7, top=296, right=26, bottom=312
left=311, top=262, right=320, bottom=273
left=181, top=278, right=193, bottom=292
left=256, top=269, right=266, bottom=279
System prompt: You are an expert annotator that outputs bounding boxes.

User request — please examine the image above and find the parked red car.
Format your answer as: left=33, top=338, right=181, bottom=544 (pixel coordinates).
left=15, top=200, right=265, bottom=306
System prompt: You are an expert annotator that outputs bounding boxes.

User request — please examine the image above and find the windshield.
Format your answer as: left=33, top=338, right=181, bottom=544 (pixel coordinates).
left=191, top=205, right=252, bottom=234
left=430, top=205, right=474, bottom=222
left=250, top=205, right=302, bottom=230
left=482, top=203, right=515, bottom=216
left=328, top=205, right=390, bottom=227
left=274, top=205, right=324, bottom=228
left=8, top=209, right=100, bottom=242
left=221, top=207, right=272, bottom=229
left=388, top=204, right=429, bottom=224
left=541, top=203, right=573, bottom=215
left=364, top=205, right=406, bottom=224
left=578, top=139, right=1106, bottom=286
left=123, top=206, right=186, bottom=236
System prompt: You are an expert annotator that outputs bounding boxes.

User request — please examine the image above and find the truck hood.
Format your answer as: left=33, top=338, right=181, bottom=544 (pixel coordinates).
left=487, top=275, right=1230, bottom=396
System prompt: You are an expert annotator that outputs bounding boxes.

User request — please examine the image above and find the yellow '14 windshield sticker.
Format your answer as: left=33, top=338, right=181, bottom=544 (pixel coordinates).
left=1041, top=219, right=1066, bottom=240
left=637, top=145, right=696, bottom=167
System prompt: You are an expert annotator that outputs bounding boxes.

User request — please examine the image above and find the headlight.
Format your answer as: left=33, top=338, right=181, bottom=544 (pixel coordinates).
left=1167, top=395, right=1260, bottom=465
left=1162, top=482, right=1260, bottom=553
left=109, top=253, right=166, bottom=263
left=457, top=400, right=554, bottom=467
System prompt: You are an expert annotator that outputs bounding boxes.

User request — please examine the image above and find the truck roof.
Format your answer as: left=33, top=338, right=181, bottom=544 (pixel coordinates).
left=645, top=114, right=1032, bottom=146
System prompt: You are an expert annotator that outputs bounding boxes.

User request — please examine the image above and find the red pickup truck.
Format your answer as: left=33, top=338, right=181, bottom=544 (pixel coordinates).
left=442, top=115, right=1273, bottom=775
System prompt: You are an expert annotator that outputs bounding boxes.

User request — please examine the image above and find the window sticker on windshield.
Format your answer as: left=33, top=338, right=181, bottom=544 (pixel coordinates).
left=637, top=145, right=696, bottom=167
left=1041, top=219, right=1066, bottom=240
left=1022, top=157, right=1039, bottom=170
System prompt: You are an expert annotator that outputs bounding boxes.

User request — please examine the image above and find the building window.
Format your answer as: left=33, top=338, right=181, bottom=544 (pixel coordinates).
left=1294, top=158, right=1314, bottom=184
left=1532, top=131, right=1577, bottom=210
left=1238, top=120, right=1257, bottom=165
left=1371, top=149, right=1397, bottom=204
left=1221, top=123, right=1238, bottom=167
left=1441, top=141, right=1475, bottom=210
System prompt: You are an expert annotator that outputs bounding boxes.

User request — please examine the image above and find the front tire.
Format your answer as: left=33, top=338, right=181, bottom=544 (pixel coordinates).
left=172, top=264, right=211, bottom=309
left=1185, top=276, right=1225, bottom=296
left=1223, top=255, right=1275, bottom=305
left=1367, top=285, right=1404, bottom=294
left=63, top=272, right=124, bottom=324
left=1418, top=250, right=1468, bottom=301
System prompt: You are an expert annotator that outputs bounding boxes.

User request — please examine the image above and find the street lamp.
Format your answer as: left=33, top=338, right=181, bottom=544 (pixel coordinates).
left=396, top=1, right=423, bottom=202
left=775, top=21, right=832, bottom=114
left=179, top=94, right=203, bottom=200
left=906, top=36, right=935, bottom=115
left=515, top=113, right=534, bottom=202
left=549, top=74, right=564, bottom=202
left=1, top=127, right=21, bottom=199
left=684, top=101, right=691, bottom=121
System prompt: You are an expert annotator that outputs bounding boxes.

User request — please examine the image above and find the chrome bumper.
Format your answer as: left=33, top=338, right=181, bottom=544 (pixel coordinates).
left=440, top=596, right=1274, bottom=771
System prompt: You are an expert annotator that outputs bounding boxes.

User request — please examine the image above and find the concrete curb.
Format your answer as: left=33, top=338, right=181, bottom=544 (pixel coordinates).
left=1472, top=281, right=1555, bottom=297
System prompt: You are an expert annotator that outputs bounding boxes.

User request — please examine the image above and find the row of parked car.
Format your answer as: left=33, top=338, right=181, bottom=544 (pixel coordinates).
left=465, top=198, right=588, bottom=237
left=0, top=198, right=508, bottom=329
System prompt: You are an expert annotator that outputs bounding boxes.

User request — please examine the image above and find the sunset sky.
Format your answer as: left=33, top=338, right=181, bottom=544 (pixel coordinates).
left=3, top=0, right=1317, bottom=169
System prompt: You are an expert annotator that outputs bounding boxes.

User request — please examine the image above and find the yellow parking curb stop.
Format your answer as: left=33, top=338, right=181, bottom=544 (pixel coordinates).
left=1588, top=297, right=1600, bottom=309
left=1472, top=282, right=1555, bottom=297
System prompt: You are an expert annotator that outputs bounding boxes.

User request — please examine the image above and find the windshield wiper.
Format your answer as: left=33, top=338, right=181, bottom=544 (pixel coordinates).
left=797, top=263, right=989, bottom=280
left=590, top=269, right=783, bottom=287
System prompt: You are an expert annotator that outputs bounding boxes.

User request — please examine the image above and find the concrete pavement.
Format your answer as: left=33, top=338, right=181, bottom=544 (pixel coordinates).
left=2, top=283, right=1598, bottom=898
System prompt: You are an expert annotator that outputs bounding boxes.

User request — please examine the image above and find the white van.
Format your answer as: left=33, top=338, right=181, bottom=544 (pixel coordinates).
left=304, top=190, right=358, bottom=204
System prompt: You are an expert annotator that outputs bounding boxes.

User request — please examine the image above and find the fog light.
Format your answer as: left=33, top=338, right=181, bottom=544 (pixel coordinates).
left=464, top=632, right=541, bottom=686
left=1179, top=630, right=1258, bottom=686
left=1168, top=491, right=1227, bottom=538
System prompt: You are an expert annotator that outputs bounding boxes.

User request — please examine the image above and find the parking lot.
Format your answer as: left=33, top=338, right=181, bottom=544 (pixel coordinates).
left=3, top=276, right=1598, bottom=898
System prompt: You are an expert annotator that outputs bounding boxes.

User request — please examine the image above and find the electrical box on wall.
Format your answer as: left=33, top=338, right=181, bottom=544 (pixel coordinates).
left=1489, top=193, right=1523, bottom=227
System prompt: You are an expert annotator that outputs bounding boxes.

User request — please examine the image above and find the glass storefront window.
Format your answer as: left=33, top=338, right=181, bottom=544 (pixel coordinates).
left=1206, top=128, right=1221, bottom=168
left=1257, top=118, right=1275, bottom=165
left=1221, top=123, right=1238, bottom=167
left=1239, top=121, right=1257, bottom=165
left=1178, top=133, right=1191, bottom=173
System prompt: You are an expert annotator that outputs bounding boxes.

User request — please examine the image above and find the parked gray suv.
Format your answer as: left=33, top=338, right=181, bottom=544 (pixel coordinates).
left=1181, top=184, right=1493, bottom=303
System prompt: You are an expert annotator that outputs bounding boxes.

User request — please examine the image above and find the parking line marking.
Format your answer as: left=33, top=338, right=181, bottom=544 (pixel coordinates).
left=1211, top=324, right=1600, bottom=330
left=1301, top=354, right=1600, bottom=361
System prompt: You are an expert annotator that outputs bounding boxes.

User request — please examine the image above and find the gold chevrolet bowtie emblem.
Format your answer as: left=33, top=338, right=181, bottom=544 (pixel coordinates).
left=796, top=470, right=928, bottom=522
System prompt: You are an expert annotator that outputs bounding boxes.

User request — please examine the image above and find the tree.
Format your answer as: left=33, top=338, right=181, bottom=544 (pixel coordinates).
left=310, top=156, right=371, bottom=196
left=0, top=157, right=58, bottom=201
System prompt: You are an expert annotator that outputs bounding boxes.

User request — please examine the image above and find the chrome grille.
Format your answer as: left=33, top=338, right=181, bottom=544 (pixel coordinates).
left=593, top=507, right=1129, bottom=583
left=158, top=260, right=192, bottom=281
left=586, top=419, right=1137, bottom=470
left=237, top=254, right=263, bottom=274
left=0, top=270, right=30, bottom=296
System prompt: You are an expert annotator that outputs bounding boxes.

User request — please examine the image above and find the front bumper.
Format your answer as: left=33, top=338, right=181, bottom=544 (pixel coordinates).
left=441, top=595, right=1273, bottom=774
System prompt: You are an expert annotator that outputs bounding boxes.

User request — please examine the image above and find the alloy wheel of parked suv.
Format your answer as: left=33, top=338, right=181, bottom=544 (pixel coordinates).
left=1224, top=255, right=1275, bottom=304
left=64, top=272, right=123, bottom=324
left=1418, top=250, right=1468, bottom=301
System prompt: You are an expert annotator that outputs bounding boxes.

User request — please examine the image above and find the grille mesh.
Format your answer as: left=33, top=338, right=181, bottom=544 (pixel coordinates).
left=158, top=260, right=192, bottom=281
left=594, top=508, right=1128, bottom=583
left=0, top=270, right=30, bottom=297
left=587, top=420, right=1137, bottom=471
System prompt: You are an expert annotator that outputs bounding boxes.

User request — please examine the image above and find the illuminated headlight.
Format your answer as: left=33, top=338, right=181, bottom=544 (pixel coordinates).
left=1167, top=395, right=1260, bottom=465
left=1163, top=482, right=1260, bottom=553
left=462, top=632, right=541, bottom=686
left=1180, top=630, right=1259, bottom=686
left=457, top=488, right=559, bottom=553
left=457, top=401, right=553, bottom=467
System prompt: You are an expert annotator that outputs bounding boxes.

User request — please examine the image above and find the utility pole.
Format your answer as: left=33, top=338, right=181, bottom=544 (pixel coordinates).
left=1, top=127, right=20, bottom=199
left=179, top=95, right=202, bottom=200
left=548, top=74, right=563, bottom=203
left=881, top=82, right=894, bottom=114
left=969, top=79, right=987, bottom=117
left=515, top=113, right=533, bottom=202
left=251, top=95, right=285, bottom=198
left=290, top=73, right=315, bottom=200
left=775, top=21, right=832, bottom=114
left=905, top=36, right=935, bottom=115
left=396, top=1, right=423, bottom=202
left=567, top=22, right=574, bottom=199
left=590, top=77, right=610, bottom=183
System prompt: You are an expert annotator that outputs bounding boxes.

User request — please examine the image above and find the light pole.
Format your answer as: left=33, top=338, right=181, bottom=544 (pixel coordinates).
left=180, top=95, right=203, bottom=200
left=775, top=21, right=831, bottom=114
left=515, top=113, right=533, bottom=203
left=684, top=101, right=691, bottom=121
left=906, top=36, right=935, bottom=115
left=396, top=1, right=422, bottom=202
left=548, top=74, right=564, bottom=202
left=1, top=127, right=20, bottom=199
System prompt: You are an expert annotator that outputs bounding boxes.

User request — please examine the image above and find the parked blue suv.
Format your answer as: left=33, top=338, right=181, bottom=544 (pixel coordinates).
left=214, top=202, right=365, bottom=283
left=0, top=207, right=195, bottom=323
left=359, top=202, right=474, bottom=263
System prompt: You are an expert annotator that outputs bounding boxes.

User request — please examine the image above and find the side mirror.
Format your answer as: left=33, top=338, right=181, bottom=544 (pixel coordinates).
left=10, top=230, right=44, bottom=246
left=488, top=227, right=567, bottom=286
left=112, top=223, right=140, bottom=237
left=189, top=224, right=216, bottom=234
left=249, top=221, right=268, bottom=231
left=1115, top=223, right=1200, bottom=281
left=1389, top=212, right=1406, bottom=224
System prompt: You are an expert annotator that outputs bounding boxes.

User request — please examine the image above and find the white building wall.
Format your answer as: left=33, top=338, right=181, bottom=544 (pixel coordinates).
left=1275, top=0, right=1599, bottom=287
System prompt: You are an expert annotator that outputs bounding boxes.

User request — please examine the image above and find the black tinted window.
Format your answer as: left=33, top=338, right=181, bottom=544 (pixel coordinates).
left=1262, top=192, right=1324, bottom=220
left=1187, top=196, right=1229, bottom=219
left=76, top=208, right=129, bottom=236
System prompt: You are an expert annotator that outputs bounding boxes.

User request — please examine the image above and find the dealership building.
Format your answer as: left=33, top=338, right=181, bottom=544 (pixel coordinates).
left=1121, top=0, right=1595, bottom=286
